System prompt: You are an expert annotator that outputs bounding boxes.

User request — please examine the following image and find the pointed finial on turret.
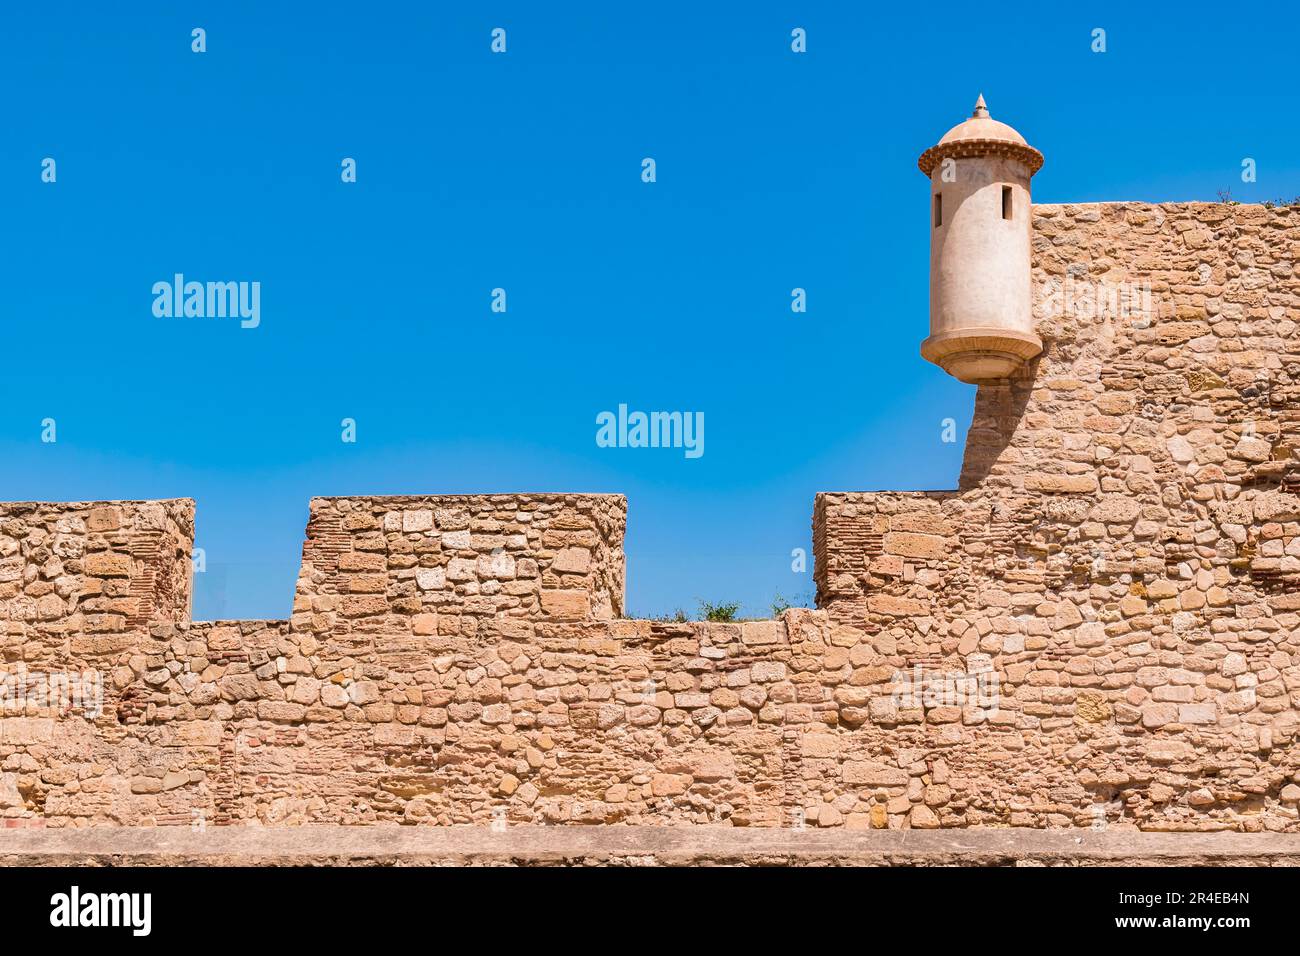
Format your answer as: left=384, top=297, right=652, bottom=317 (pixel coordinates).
left=972, top=93, right=989, bottom=119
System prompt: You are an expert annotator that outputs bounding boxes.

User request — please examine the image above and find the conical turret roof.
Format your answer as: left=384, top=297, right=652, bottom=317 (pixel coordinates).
left=918, top=95, right=1043, bottom=176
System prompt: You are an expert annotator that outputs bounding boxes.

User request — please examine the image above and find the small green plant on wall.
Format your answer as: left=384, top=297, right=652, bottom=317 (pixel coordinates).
left=698, top=600, right=741, bottom=622
left=770, top=591, right=812, bottom=616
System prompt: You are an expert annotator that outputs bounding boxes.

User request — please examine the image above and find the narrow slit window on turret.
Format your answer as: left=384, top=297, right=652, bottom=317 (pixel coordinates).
left=1001, top=185, right=1012, bottom=220
left=934, top=193, right=942, bottom=227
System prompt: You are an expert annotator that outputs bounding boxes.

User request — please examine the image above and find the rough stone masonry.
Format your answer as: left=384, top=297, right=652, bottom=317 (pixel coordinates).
left=2, top=200, right=1299, bottom=833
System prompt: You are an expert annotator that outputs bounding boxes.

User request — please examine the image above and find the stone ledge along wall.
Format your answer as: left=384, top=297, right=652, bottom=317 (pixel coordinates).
left=4, top=202, right=1300, bottom=832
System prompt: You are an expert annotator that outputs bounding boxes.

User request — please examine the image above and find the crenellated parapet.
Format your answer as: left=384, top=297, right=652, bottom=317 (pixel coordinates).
left=4, top=195, right=1300, bottom=831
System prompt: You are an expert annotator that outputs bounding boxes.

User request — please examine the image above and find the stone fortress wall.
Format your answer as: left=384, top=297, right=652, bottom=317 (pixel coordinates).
left=3, top=201, right=1299, bottom=831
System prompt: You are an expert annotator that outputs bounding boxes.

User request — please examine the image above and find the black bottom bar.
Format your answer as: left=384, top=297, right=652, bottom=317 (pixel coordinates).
left=0, top=864, right=1275, bottom=943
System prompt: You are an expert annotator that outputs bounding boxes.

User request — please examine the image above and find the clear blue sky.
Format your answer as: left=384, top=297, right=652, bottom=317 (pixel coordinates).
left=3, top=2, right=1296, bottom=620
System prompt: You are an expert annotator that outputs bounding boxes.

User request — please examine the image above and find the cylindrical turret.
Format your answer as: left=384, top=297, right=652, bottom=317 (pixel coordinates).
left=918, top=95, right=1044, bottom=383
